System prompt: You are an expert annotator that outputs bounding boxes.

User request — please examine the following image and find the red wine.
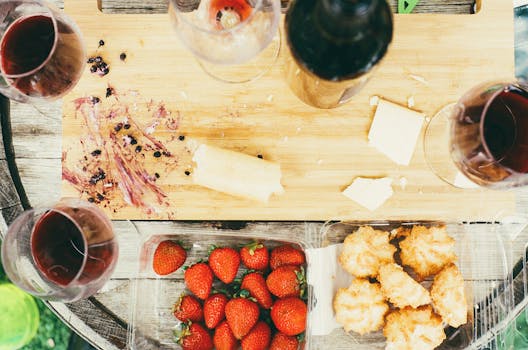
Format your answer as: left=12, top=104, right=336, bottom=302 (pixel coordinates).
left=452, top=84, right=528, bottom=185
left=31, top=211, right=85, bottom=286
left=31, top=208, right=117, bottom=287
left=284, top=0, right=393, bottom=108
left=0, top=12, right=84, bottom=98
left=209, top=0, right=252, bottom=30
left=0, top=15, right=55, bottom=76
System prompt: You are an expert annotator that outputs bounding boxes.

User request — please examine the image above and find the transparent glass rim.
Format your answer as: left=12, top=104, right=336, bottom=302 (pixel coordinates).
left=169, top=0, right=266, bottom=36
left=0, top=2, right=58, bottom=79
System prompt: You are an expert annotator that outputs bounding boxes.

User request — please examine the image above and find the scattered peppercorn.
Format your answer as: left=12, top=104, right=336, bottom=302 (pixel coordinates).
left=154, top=173, right=160, bottom=178
left=96, top=193, right=105, bottom=201
left=184, top=170, right=191, bottom=176
left=91, top=149, right=102, bottom=156
left=87, top=57, right=95, bottom=64
left=123, top=124, right=131, bottom=130
left=153, top=151, right=162, bottom=158
left=135, top=145, right=142, bottom=153
left=178, top=135, right=185, bottom=141
left=130, top=137, right=138, bottom=145
left=90, top=65, right=97, bottom=73
left=98, top=39, right=105, bottom=47
left=257, top=154, right=263, bottom=159
left=120, top=52, right=127, bottom=61
left=89, top=169, right=106, bottom=185
left=88, top=197, right=95, bottom=203
left=91, top=96, right=100, bottom=104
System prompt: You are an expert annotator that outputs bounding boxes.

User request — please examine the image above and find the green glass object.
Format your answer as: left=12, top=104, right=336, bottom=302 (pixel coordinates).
left=0, top=284, right=40, bottom=350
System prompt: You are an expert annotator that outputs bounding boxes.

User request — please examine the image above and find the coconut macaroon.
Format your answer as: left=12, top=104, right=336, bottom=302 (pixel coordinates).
left=384, top=306, right=446, bottom=350
left=399, top=225, right=457, bottom=279
left=333, top=278, right=389, bottom=335
left=338, top=226, right=397, bottom=278
left=431, top=263, right=468, bottom=328
left=378, top=263, right=431, bottom=308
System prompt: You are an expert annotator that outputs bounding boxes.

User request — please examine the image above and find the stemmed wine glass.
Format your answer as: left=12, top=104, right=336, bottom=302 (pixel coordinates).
left=168, top=0, right=281, bottom=83
left=1, top=198, right=118, bottom=302
left=0, top=0, right=85, bottom=103
left=424, top=81, right=528, bottom=189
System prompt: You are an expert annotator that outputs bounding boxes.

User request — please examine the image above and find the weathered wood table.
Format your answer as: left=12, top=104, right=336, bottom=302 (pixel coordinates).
left=2, top=1, right=528, bottom=349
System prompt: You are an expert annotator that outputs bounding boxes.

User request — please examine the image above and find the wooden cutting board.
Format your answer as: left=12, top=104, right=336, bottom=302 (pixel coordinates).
left=61, top=0, right=517, bottom=221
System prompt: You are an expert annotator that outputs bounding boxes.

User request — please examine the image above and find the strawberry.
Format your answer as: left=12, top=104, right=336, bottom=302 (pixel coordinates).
left=152, top=240, right=186, bottom=275
left=173, top=294, right=203, bottom=323
left=175, top=322, right=213, bottom=350
left=204, top=293, right=229, bottom=329
left=270, top=244, right=305, bottom=270
left=270, top=332, right=300, bottom=350
left=266, top=265, right=306, bottom=298
left=240, top=242, right=269, bottom=271
left=213, top=321, right=238, bottom=350
left=184, top=262, right=213, bottom=300
left=209, top=247, right=240, bottom=284
left=241, top=321, right=271, bottom=350
left=241, top=272, right=273, bottom=309
left=271, top=297, right=307, bottom=336
left=225, top=297, right=260, bottom=339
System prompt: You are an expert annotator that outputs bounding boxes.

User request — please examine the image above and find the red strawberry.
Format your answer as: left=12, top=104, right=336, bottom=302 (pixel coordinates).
left=173, top=294, right=203, bottom=323
left=241, top=272, right=273, bottom=309
left=152, top=240, right=186, bottom=275
left=204, top=293, right=229, bottom=329
left=225, top=298, right=260, bottom=339
left=213, top=321, right=238, bottom=350
left=176, top=322, right=213, bottom=350
left=271, top=297, right=307, bottom=336
left=240, top=242, right=269, bottom=271
left=270, top=245, right=305, bottom=270
left=209, top=247, right=240, bottom=284
left=270, top=332, right=299, bottom=350
left=184, top=263, right=213, bottom=300
left=266, top=265, right=306, bottom=298
left=241, top=321, right=271, bottom=350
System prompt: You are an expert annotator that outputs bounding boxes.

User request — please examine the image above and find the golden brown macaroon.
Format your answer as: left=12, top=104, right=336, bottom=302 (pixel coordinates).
left=384, top=306, right=446, bottom=350
left=399, top=225, right=457, bottom=279
left=431, top=263, right=468, bottom=328
left=333, top=278, right=389, bottom=335
left=378, top=263, right=431, bottom=308
left=339, top=226, right=396, bottom=278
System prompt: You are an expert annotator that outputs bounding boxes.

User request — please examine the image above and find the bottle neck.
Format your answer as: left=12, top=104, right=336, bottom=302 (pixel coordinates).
left=314, top=0, right=378, bottom=41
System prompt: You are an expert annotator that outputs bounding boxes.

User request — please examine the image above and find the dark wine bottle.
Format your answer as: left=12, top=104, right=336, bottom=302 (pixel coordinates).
left=284, top=0, right=393, bottom=109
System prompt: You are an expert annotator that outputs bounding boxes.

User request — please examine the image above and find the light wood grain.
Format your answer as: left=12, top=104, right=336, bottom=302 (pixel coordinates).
left=60, top=0, right=516, bottom=221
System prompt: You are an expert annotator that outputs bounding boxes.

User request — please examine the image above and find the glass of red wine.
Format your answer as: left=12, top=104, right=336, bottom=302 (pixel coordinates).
left=168, top=0, right=281, bottom=83
left=1, top=198, right=118, bottom=302
left=424, top=81, right=528, bottom=189
left=0, top=0, right=85, bottom=103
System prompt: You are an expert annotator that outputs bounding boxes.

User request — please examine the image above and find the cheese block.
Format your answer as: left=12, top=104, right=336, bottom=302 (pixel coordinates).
left=192, top=144, right=284, bottom=202
left=342, top=177, right=394, bottom=211
left=368, top=99, right=425, bottom=166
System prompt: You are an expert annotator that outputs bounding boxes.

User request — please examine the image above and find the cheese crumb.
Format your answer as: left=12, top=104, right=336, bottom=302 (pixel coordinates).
left=407, top=96, right=415, bottom=108
left=368, top=99, right=425, bottom=166
left=343, top=177, right=393, bottom=211
left=399, top=176, right=408, bottom=190
left=370, top=95, right=380, bottom=106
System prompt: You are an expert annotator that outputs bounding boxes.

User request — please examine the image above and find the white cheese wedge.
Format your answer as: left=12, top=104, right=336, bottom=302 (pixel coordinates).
left=368, top=99, right=425, bottom=166
left=192, top=144, right=284, bottom=202
left=342, top=177, right=393, bottom=211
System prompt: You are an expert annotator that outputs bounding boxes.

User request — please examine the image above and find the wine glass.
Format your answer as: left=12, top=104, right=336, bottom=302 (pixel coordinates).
left=0, top=0, right=85, bottom=103
left=424, top=81, right=528, bottom=189
left=168, top=0, right=281, bottom=83
left=1, top=198, right=118, bottom=302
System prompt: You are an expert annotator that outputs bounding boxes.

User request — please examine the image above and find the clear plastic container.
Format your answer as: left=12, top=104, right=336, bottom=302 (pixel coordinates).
left=128, top=229, right=315, bottom=350
left=127, top=221, right=517, bottom=349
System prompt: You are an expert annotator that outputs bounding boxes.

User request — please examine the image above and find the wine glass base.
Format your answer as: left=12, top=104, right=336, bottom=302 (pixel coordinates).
left=423, top=103, right=480, bottom=189
left=196, top=29, right=281, bottom=84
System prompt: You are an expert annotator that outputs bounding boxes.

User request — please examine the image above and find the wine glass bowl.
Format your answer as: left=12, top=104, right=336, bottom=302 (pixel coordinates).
left=0, top=0, right=85, bottom=103
left=424, top=81, right=528, bottom=189
left=1, top=199, right=118, bottom=302
left=169, top=0, right=281, bottom=83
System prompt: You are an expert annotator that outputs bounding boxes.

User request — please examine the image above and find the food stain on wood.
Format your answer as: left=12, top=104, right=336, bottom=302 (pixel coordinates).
left=62, top=89, right=183, bottom=218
